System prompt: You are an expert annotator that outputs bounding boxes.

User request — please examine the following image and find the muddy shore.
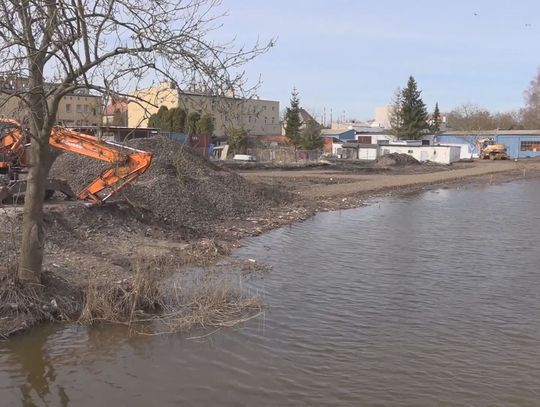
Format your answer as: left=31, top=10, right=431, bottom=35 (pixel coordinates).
left=2, top=157, right=540, bottom=338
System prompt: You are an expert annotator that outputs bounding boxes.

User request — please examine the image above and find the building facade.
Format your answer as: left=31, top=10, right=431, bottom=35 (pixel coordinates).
left=128, top=82, right=280, bottom=137
left=0, top=77, right=102, bottom=126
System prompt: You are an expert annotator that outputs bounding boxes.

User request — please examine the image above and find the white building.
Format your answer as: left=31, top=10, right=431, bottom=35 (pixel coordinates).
left=379, top=144, right=461, bottom=164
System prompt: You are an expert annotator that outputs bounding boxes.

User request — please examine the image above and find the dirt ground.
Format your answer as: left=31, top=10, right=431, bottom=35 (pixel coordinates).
left=239, top=159, right=540, bottom=205
left=2, top=154, right=540, bottom=338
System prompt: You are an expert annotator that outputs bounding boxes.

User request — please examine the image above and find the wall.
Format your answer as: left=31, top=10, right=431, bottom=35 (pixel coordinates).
left=128, top=82, right=280, bottom=137
left=246, top=147, right=321, bottom=163
left=380, top=145, right=461, bottom=164
left=436, top=133, right=540, bottom=159
left=358, top=146, right=378, bottom=160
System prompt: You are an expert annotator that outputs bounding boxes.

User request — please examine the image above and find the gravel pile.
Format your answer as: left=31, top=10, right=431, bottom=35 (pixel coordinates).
left=374, top=153, right=420, bottom=167
left=50, top=136, right=288, bottom=232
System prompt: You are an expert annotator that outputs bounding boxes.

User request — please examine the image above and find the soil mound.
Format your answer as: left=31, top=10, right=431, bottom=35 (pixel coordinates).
left=50, top=136, right=288, bottom=232
left=374, top=153, right=420, bottom=167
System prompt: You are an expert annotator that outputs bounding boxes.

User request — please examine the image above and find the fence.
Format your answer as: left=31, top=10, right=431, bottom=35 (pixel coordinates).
left=246, top=147, right=322, bottom=163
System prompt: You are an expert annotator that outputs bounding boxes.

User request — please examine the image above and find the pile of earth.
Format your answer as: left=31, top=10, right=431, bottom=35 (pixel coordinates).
left=49, top=136, right=289, bottom=234
left=374, top=153, right=420, bottom=167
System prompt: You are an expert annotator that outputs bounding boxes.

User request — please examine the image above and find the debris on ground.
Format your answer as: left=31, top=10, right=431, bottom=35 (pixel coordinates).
left=374, top=153, right=421, bottom=168
left=50, top=136, right=291, bottom=233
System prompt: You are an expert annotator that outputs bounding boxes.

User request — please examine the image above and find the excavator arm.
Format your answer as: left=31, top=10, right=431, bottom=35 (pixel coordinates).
left=49, top=127, right=152, bottom=204
left=1, top=119, right=152, bottom=204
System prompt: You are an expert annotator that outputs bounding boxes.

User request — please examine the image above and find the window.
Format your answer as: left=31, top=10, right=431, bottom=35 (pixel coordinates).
left=272, top=117, right=275, bottom=124
left=264, top=116, right=267, bottom=124
left=76, top=104, right=82, bottom=113
left=84, top=105, right=89, bottom=113
left=521, top=141, right=540, bottom=151
left=66, top=103, right=71, bottom=113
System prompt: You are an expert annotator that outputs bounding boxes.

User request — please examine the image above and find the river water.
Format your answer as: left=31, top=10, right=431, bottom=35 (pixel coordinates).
left=2, top=180, right=540, bottom=406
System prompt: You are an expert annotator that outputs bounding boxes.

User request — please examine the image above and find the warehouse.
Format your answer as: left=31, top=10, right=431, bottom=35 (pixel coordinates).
left=434, top=131, right=540, bottom=159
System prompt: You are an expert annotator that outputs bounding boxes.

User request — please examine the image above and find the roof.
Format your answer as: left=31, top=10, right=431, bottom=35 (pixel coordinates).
left=104, top=97, right=128, bottom=115
left=343, top=143, right=378, bottom=148
left=299, top=108, right=319, bottom=125
left=442, top=130, right=540, bottom=136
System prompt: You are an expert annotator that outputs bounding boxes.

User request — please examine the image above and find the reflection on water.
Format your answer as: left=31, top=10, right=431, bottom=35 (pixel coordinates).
left=1, top=180, right=540, bottom=406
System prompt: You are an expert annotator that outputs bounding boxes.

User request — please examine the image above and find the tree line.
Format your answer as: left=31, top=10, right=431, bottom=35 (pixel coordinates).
left=390, top=70, right=540, bottom=136
left=148, top=106, right=215, bottom=136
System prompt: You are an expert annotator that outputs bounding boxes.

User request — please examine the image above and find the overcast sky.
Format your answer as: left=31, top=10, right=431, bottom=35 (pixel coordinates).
left=216, top=0, right=540, bottom=121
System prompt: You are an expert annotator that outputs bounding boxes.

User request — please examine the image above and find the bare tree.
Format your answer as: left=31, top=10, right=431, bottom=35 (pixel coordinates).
left=446, top=103, right=494, bottom=131
left=0, top=0, right=273, bottom=284
left=522, top=68, right=540, bottom=129
left=388, top=87, right=403, bottom=136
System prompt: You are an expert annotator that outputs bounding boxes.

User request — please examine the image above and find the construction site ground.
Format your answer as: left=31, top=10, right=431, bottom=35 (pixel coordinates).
left=2, top=146, right=540, bottom=338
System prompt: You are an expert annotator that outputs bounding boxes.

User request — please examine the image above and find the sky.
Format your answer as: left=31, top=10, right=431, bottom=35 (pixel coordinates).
left=214, top=0, right=540, bottom=121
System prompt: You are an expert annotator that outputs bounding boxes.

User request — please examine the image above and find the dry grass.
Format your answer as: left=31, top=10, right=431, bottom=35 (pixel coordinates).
left=76, top=257, right=263, bottom=335
left=1, top=252, right=264, bottom=339
left=0, top=267, right=81, bottom=339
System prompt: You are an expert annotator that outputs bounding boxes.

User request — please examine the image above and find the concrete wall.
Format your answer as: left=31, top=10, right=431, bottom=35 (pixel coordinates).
left=128, top=82, right=280, bottom=137
left=380, top=145, right=461, bottom=164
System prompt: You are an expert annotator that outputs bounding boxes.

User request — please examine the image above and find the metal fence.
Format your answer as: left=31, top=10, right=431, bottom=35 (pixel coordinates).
left=246, top=147, right=322, bottom=163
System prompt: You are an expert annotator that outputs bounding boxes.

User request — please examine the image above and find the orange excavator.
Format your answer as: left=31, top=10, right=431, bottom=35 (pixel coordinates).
left=0, top=119, right=152, bottom=204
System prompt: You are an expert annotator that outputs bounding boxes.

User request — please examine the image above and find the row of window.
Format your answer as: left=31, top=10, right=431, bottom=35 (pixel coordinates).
left=65, top=103, right=97, bottom=116
left=520, top=141, right=540, bottom=151
left=247, top=116, right=276, bottom=124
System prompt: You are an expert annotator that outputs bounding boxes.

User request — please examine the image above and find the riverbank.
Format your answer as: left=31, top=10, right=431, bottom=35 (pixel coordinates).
left=2, top=156, right=540, bottom=339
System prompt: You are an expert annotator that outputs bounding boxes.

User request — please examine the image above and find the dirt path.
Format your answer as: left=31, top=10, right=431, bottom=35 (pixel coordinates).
left=241, top=160, right=540, bottom=200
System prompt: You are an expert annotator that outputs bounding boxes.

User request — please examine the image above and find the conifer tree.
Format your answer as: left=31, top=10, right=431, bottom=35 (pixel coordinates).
left=399, top=76, right=429, bottom=139
left=431, top=102, right=441, bottom=134
left=284, top=88, right=303, bottom=149
left=301, top=119, right=323, bottom=150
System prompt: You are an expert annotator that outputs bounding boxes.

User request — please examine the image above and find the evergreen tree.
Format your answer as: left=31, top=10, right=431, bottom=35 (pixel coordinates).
left=228, top=127, right=248, bottom=153
left=186, top=111, right=201, bottom=135
left=301, top=119, right=323, bottom=150
left=399, top=76, right=429, bottom=140
left=170, top=107, right=187, bottom=133
left=284, top=88, right=303, bottom=149
left=148, top=105, right=169, bottom=129
left=196, top=114, right=215, bottom=136
left=430, top=102, right=441, bottom=134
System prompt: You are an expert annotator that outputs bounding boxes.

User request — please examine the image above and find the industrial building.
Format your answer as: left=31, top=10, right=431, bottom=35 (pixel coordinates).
left=434, top=131, right=540, bottom=159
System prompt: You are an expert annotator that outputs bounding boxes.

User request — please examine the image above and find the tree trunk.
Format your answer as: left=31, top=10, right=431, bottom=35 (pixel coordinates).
left=18, top=135, right=51, bottom=284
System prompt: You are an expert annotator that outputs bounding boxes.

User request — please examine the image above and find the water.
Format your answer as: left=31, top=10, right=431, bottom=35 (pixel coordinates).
left=2, top=180, right=540, bottom=406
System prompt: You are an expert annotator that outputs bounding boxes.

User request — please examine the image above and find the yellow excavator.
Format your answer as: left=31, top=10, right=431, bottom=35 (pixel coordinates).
left=476, top=137, right=508, bottom=160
